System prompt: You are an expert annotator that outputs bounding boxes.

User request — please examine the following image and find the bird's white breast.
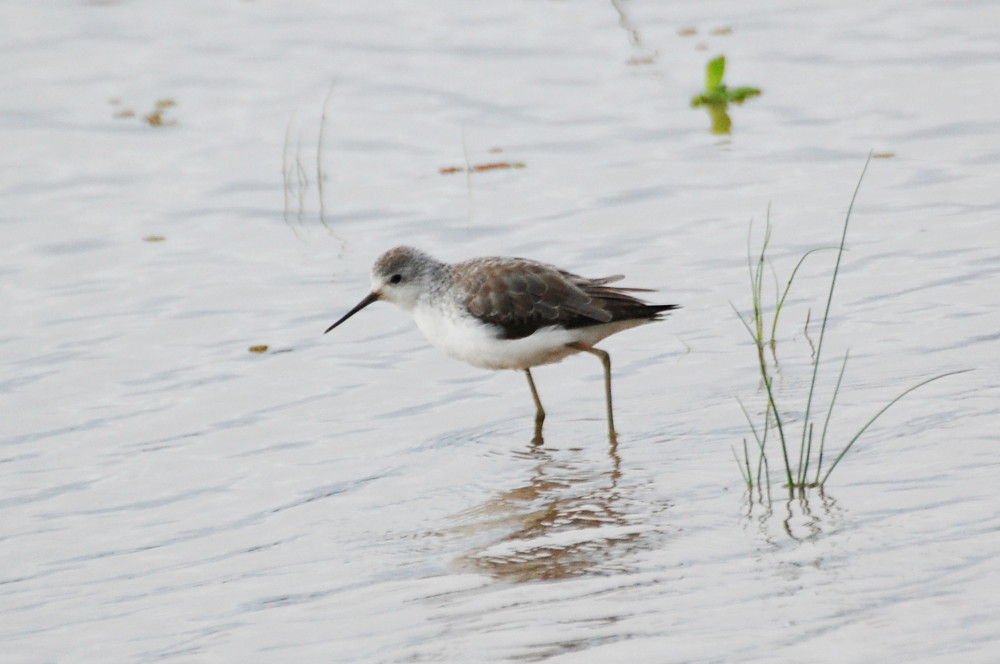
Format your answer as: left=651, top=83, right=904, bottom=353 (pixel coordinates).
left=411, top=300, right=583, bottom=370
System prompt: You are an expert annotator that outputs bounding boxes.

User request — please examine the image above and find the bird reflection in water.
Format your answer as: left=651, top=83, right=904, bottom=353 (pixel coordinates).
left=450, top=441, right=671, bottom=582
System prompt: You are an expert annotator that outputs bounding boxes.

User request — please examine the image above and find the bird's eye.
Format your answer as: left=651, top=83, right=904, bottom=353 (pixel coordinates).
left=390, top=274, right=402, bottom=284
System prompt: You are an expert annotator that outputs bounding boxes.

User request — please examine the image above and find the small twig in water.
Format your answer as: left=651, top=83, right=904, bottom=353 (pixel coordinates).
left=316, top=82, right=336, bottom=233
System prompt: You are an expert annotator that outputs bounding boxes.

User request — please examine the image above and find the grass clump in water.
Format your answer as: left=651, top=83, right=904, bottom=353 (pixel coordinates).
left=733, top=154, right=968, bottom=495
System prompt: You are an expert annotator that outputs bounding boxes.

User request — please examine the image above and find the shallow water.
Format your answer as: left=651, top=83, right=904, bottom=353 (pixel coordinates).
left=3, top=0, right=1000, bottom=662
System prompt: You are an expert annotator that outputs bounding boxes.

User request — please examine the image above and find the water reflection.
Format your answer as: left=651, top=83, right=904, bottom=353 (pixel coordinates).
left=744, top=487, right=846, bottom=543
left=451, top=441, right=670, bottom=582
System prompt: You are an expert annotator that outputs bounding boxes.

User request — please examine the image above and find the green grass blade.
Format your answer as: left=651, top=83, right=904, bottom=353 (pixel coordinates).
left=758, top=402, right=772, bottom=489
left=739, top=397, right=772, bottom=485
left=731, top=302, right=759, bottom=341
left=798, top=422, right=814, bottom=486
left=761, top=375, right=794, bottom=487
left=737, top=397, right=763, bottom=448
left=733, top=442, right=752, bottom=487
left=819, top=369, right=972, bottom=484
left=769, top=246, right=837, bottom=346
left=815, top=350, right=850, bottom=484
left=799, top=152, right=874, bottom=471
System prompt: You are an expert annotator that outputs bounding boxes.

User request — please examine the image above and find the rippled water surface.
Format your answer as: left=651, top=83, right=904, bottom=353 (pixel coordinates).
left=3, top=1, right=1000, bottom=662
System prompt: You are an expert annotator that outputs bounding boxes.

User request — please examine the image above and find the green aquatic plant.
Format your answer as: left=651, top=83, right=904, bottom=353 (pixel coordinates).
left=691, top=55, right=761, bottom=134
left=733, top=154, right=968, bottom=493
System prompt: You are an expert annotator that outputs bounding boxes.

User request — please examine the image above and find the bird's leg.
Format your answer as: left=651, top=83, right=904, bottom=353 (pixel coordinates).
left=524, top=368, right=545, bottom=445
left=568, top=343, right=618, bottom=444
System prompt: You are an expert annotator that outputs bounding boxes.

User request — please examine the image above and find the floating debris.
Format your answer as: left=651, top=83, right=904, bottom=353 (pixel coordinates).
left=626, top=54, right=657, bottom=66
left=690, top=55, right=761, bottom=135
left=144, top=98, right=178, bottom=127
left=110, top=97, right=135, bottom=119
left=439, top=162, right=525, bottom=174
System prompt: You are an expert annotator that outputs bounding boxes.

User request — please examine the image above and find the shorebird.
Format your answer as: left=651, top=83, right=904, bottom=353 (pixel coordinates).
left=324, top=246, right=679, bottom=443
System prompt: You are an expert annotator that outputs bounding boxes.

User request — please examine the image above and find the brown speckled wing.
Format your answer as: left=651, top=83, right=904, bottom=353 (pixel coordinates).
left=456, top=258, right=674, bottom=340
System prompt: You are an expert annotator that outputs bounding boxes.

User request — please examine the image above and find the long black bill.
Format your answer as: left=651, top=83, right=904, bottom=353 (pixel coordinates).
left=324, top=292, right=379, bottom=334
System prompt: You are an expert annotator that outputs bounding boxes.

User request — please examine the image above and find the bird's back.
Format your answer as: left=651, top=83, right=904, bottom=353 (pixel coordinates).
left=452, top=256, right=678, bottom=340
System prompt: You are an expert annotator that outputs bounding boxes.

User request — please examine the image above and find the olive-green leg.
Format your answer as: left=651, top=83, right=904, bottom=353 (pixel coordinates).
left=525, top=368, right=545, bottom=444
